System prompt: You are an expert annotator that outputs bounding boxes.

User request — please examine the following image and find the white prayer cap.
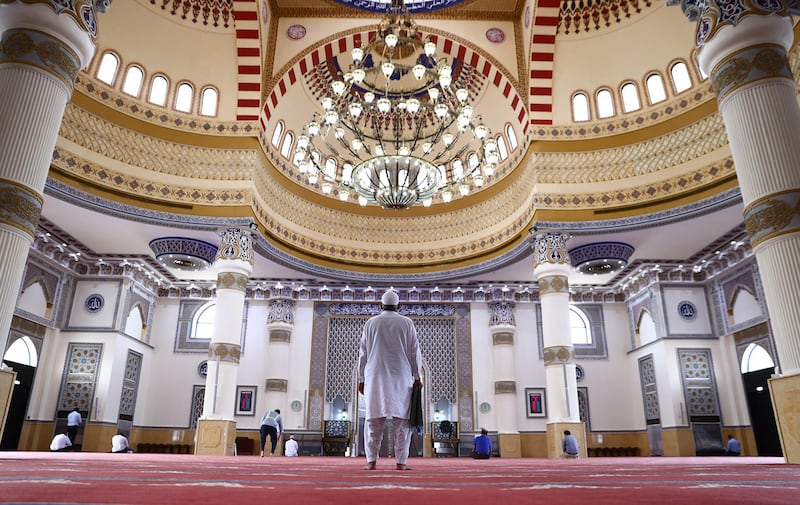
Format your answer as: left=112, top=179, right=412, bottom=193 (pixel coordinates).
left=381, top=290, right=399, bottom=306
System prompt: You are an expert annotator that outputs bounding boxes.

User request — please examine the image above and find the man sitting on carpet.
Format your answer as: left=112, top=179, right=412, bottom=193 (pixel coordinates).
left=112, top=431, right=134, bottom=453
left=725, top=435, right=741, bottom=456
left=50, top=432, right=72, bottom=452
left=472, top=428, right=491, bottom=459
left=562, top=430, right=579, bottom=458
left=285, top=435, right=299, bottom=457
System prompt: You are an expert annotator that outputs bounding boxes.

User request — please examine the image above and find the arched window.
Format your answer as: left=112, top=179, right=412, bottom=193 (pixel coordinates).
left=271, top=121, right=285, bottom=148
left=569, top=306, right=592, bottom=345
left=324, top=158, right=337, bottom=179
left=451, top=159, right=465, bottom=181
left=199, top=87, right=218, bottom=116
left=467, top=152, right=480, bottom=170
left=505, top=124, right=518, bottom=151
left=596, top=88, right=615, bottom=118
left=121, top=65, right=144, bottom=97
left=620, top=82, right=641, bottom=113
left=3, top=336, right=38, bottom=367
left=740, top=343, right=775, bottom=373
left=148, top=75, right=169, bottom=106
left=175, top=82, right=194, bottom=113
left=645, top=73, right=667, bottom=104
left=669, top=61, right=692, bottom=94
left=16, top=281, right=49, bottom=318
left=637, top=310, right=657, bottom=347
left=496, top=135, right=509, bottom=161
left=96, top=52, right=119, bottom=85
left=191, top=302, right=216, bottom=340
left=572, top=92, right=590, bottom=122
left=280, top=131, right=294, bottom=159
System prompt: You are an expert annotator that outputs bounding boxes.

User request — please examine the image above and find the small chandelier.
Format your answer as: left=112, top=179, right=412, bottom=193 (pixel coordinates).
left=293, top=0, right=498, bottom=210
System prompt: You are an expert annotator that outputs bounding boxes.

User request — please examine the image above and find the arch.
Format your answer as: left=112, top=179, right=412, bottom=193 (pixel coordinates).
left=271, top=120, right=285, bottom=148
left=669, top=60, right=692, bottom=94
left=96, top=51, right=120, bottom=85
left=645, top=73, right=667, bottom=104
left=569, top=306, right=592, bottom=345
left=200, top=86, right=219, bottom=116
left=191, top=301, right=216, bottom=340
left=571, top=91, right=590, bottom=122
left=636, top=309, right=657, bottom=346
left=740, top=343, right=775, bottom=373
left=595, top=88, right=615, bottom=118
left=620, top=81, right=641, bottom=113
left=16, top=280, right=49, bottom=318
left=730, top=286, right=762, bottom=326
left=505, top=124, right=518, bottom=151
left=148, top=75, right=169, bottom=106
left=3, top=336, right=38, bottom=367
left=121, top=64, right=145, bottom=97
left=125, top=304, right=145, bottom=340
left=496, top=135, right=509, bottom=161
left=280, top=131, right=295, bottom=159
left=174, top=82, right=194, bottom=113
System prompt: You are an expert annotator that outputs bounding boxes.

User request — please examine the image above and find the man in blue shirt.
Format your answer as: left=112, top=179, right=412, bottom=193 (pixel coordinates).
left=472, top=428, right=491, bottom=459
left=725, top=435, right=741, bottom=456
left=562, top=430, right=579, bottom=458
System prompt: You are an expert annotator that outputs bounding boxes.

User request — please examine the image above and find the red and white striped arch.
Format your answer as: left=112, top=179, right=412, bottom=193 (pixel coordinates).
left=529, top=0, right=560, bottom=125
left=233, top=0, right=261, bottom=121
left=259, top=30, right=527, bottom=136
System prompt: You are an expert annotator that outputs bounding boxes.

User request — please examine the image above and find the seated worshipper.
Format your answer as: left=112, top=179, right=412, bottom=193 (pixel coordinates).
left=112, top=431, right=134, bottom=453
left=562, top=430, right=579, bottom=458
left=725, top=435, right=741, bottom=456
left=285, top=434, right=299, bottom=457
left=50, top=432, right=72, bottom=452
left=472, top=428, right=492, bottom=459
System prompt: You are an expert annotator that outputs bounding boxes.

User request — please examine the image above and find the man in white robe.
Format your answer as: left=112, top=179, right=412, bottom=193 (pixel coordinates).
left=358, top=290, right=422, bottom=470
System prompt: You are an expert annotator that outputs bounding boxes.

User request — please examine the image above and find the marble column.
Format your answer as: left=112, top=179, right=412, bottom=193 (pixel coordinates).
left=672, top=0, right=800, bottom=464
left=532, top=230, right=585, bottom=458
left=0, top=0, right=104, bottom=355
left=264, top=285, right=295, bottom=418
left=489, top=300, right=521, bottom=457
left=195, top=226, right=255, bottom=456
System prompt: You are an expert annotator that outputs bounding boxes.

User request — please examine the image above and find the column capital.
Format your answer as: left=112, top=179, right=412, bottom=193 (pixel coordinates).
left=0, top=1, right=112, bottom=69
left=215, top=225, right=257, bottom=270
left=669, top=0, right=790, bottom=45
left=531, top=229, right=571, bottom=267
left=488, top=300, right=515, bottom=327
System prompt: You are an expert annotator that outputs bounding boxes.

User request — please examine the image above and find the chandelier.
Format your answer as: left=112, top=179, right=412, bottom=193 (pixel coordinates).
left=293, top=0, right=498, bottom=210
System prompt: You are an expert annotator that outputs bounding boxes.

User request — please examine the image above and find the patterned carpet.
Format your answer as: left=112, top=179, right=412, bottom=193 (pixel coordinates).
left=0, top=452, right=797, bottom=504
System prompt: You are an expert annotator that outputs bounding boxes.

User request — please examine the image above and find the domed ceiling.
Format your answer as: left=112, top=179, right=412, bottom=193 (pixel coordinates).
left=38, top=0, right=766, bottom=290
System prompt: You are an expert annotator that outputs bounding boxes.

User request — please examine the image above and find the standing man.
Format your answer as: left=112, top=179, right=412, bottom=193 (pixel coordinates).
left=358, top=290, right=423, bottom=471
left=66, top=408, right=81, bottom=444
left=259, top=408, right=283, bottom=457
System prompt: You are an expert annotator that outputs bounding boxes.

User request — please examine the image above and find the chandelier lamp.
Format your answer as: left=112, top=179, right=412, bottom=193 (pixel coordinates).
left=293, top=0, right=498, bottom=210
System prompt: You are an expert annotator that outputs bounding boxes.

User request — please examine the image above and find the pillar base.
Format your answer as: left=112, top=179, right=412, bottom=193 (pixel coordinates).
left=546, top=421, right=586, bottom=459
left=498, top=433, right=521, bottom=457
left=195, top=419, right=237, bottom=456
left=768, top=373, right=800, bottom=464
left=0, top=368, right=17, bottom=442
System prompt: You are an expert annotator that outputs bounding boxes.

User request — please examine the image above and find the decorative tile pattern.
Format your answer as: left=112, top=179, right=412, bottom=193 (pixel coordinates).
left=488, top=301, right=515, bottom=327
left=144, top=0, right=235, bottom=29
left=638, top=354, right=660, bottom=422
left=58, top=343, right=103, bottom=412
left=560, top=0, right=654, bottom=35
left=577, top=386, right=590, bottom=430
left=678, top=348, right=720, bottom=417
left=119, top=350, right=142, bottom=419
left=190, top=385, right=205, bottom=429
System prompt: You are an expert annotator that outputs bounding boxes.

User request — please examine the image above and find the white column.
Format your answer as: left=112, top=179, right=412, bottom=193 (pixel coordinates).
left=264, top=294, right=295, bottom=413
left=674, top=1, right=800, bottom=463
left=533, top=231, right=579, bottom=422
left=0, top=1, right=98, bottom=352
left=488, top=301, right=517, bottom=433
left=201, top=227, right=255, bottom=420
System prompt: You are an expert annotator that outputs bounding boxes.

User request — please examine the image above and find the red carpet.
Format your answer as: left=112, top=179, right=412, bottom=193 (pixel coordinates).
left=0, top=453, right=797, bottom=504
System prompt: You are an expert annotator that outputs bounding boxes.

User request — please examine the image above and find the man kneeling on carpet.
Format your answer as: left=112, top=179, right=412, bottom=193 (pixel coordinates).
left=472, top=428, right=492, bottom=459
left=50, top=432, right=72, bottom=452
left=112, top=431, right=134, bottom=453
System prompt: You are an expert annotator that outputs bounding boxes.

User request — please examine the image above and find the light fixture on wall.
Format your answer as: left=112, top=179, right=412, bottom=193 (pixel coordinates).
left=293, top=0, right=497, bottom=209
